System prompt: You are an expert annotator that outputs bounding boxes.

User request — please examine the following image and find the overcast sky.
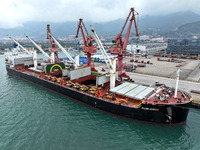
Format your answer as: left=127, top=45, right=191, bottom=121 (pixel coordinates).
left=1, top=0, right=200, bottom=29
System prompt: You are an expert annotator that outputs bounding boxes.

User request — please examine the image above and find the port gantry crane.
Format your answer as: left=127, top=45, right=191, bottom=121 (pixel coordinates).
left=47, top=24, right=60, bottom=63
left=75, top=18, right=97, bottom=72
left=110, top=8, right=139, bottom=79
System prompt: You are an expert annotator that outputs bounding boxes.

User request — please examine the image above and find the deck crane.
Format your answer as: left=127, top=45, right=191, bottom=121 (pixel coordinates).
left=75, top=18, right=97, bottom=71
left=47, top=24, right=60, bottom=63
left=8, top=36, right=37, bottom=69
left=25, top=34, right=54, bottom=64
left=91, top=26, right=116, bottom=89
left=48, top=33, right=80, bottom=68
left=110, top=8, right=139, bottom=79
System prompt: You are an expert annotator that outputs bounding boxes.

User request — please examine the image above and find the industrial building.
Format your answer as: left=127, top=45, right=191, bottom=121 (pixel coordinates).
left=127, top=43, right=167, bottom=55
left=167, top=39, right=200, bottom=56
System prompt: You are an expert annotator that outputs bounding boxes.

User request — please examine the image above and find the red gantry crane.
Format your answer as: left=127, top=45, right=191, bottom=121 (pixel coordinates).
left=75, top=18, right=97, bottom=72
left=47, top=24, right=60, bottom=63
left=110, top=8, right=139, bottom=79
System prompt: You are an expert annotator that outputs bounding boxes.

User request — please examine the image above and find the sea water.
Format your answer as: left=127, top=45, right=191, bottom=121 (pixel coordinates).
left=0, top=55, right=200, bottom=150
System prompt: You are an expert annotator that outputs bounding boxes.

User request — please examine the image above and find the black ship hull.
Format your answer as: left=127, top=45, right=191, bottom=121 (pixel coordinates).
left=6, top=66, right=190, bottom=124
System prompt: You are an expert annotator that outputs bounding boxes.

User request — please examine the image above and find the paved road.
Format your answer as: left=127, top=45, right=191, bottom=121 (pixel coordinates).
left=95, top=65, right=200, bottom=100
left=186, top=63, right=200, bottom=81
left=127, top=72, right=200, bottom=93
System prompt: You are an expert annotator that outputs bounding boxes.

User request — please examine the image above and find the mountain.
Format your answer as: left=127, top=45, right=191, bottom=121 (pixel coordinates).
left=139, top=11, right=200, bottom=31
left=163, top=21, right=200, bottom=38
left=1, top=11, right=200, bottom=39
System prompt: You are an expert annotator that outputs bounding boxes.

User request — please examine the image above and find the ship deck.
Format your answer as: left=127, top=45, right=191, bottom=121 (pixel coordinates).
left=18, top=68, right=142, bottom=108
left=17, top=67, right=191, bottom=108
left=146, top=88, right=191, bottom=105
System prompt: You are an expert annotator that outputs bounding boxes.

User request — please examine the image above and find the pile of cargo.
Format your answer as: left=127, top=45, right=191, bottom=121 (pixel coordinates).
left=154, top=53, right=200, bottom=60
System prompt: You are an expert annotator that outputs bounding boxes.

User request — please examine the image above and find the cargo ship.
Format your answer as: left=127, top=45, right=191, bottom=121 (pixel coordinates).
left=4, top=24, right=192, bottom=125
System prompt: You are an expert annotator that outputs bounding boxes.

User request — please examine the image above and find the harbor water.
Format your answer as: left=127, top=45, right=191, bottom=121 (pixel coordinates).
left=0, top=55, right=200, bottom=150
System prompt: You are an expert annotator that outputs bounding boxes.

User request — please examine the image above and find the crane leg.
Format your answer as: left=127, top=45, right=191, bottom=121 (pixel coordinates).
left=118, top=55, right=130, bottom=79
left=87, top=53, right=91, bottom=66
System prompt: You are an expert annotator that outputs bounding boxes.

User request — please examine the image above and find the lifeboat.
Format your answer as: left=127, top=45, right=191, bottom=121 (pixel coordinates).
left=60, top=81, right=66, bottom=85
left=105, top=93, right=114, bottom=99
left=95, top=87, right=105, bottom=97
left=72, top=83, right=80, bottom=89
left=80, top=85, right=89, bottom=91
left=20, top=68, right=26, bottom=72
left=60, top=78, right=66, bottom=85
left=88, top=87, right=97, bottom=94
left=39, top=73, right=46, bottom=78
left=51, top=76, right=57, bottom=82
left=56, top=78, right=61, bottom=83
left=66, top=81, right=73, bottom=87
left=47, top=75, right=52, bottom=80
left=115, top=98, right=128, bottom=104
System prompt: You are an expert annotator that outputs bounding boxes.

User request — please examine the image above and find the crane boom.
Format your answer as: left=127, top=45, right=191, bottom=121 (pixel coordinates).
left=25, top=34, right=51, bottom=60
left=8, top=36, right=33, bottom=56
left=47, top=24, right=60, bottom=63
left=111, top=8, right=139, bottom=55
left=123, top=8, right=139, bottom=51
left=76, top=19, right=95, bottom=46
left=91, top=26, right=114, bottom=72
left=110, top=8, right=139, bottom=79
left=75, top=19, right=97, bottom=69
left=76, top=19, right=86, bottom=46
left=8, top=35, right=38, bottom=69
left=48, top=33, right=79, bottom=66
left=91, top=26, right=116, bottom=89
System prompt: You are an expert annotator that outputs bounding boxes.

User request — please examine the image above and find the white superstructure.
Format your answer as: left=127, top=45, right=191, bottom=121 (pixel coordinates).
left=4, top=46, right=34, bottom=67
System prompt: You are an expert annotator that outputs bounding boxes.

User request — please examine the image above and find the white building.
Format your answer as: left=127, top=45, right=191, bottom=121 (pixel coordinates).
left=150, top=37, right=164, bottom=42
left=139, top=35, right=150, bottom=41
left=126, top=45, right=147, bottom=55
left=127, top=43, right=167, bottom=55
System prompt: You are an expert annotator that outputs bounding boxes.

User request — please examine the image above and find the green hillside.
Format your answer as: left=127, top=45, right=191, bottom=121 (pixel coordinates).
left=163, top=21, right=200, bottom=38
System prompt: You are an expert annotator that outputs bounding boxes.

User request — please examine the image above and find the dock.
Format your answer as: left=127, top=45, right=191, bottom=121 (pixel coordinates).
left=191, top=101, right=200, bottom=108
left=190, top=91, right=200, bottom=108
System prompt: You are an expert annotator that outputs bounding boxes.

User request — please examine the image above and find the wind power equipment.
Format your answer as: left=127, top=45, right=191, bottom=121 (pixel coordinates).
left=110, top=8, right=139, bottom=79
left=8, top=36, right=38, bottom=69
left=47, top=24, right=60, bottom=63
left=25, top=34, right=54, bottom=64
left=91, top=26, right=116, bottom=89
left=48, top=33, right=80, bottom=68
left=75, top=18, right=97, bottom=72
